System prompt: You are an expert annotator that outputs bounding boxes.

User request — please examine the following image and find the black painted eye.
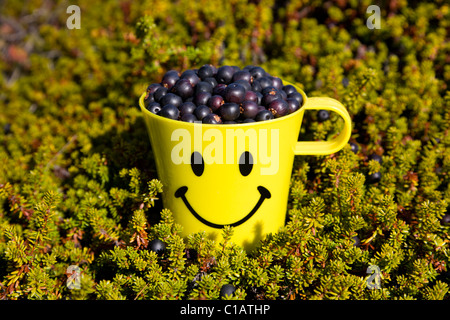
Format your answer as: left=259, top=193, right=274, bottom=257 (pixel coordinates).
left=191, top=152, right=204, bottom=176
left=239, top=151, right=253, bottom=176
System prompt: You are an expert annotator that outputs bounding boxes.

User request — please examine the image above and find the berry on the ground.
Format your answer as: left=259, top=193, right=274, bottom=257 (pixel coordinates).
left=317, top=110, right=330, bottom=122
left=367, top=171, right=382, bottom=184
left=219, top=284, right=236, bottom=298
left=148, top=239, right=166, bottom=255
left=350, top=142, right=359, bottom=154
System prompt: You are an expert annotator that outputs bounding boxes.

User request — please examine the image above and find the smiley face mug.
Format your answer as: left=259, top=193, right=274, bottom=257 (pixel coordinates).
left=139, top=81, right=351, bottom=251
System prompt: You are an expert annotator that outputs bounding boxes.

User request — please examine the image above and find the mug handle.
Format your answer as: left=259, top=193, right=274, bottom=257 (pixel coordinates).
left=294, top=97, right=352, bottom=155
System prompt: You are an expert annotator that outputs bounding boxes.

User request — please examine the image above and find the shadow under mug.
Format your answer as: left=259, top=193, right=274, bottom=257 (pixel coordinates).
left=139, top=81, right=351, bottom=251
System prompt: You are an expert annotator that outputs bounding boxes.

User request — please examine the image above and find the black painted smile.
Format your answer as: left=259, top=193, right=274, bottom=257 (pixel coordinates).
left=174, top=186, right=271, bottom=229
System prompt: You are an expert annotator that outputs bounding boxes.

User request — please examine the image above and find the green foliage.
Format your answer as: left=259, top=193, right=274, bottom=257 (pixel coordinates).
left=0, top=0, right=449, bottom=300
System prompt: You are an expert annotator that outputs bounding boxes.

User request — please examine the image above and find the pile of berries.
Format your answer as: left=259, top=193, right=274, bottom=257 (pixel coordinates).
left=143, top=65, right=303, bottom=124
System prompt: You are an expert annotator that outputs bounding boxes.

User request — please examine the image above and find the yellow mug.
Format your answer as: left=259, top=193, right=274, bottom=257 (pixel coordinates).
left=139, top=81, right=351, bottom=251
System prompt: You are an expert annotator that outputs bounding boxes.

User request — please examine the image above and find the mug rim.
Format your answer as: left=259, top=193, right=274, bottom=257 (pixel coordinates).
left=139, top=80, right=308, bottom=127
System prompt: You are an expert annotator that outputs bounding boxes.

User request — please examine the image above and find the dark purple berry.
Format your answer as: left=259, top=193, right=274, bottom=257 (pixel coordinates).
left=149, top=239, right=166, bottom=255
left=154, top=86, right=168, bottom=102
left=231, top=65, right=241, bottom=73
left=220, top=103, right=240, bottom=121
left=181, top=113, right=198, bottom=123
left=195, top=81, right=213, bottom=94
left=251, top=80, right=262, bottom=92
left=249, top=66, right=266, bottom=79
left=146, top=102, right=161, bottom=114
left=143, top=92, right=155, bottom=106
left=342, top=77, right=349, bottom=88
left=256, top=76, right=272, bottom=90
left=282, top=84, right=297, bottom=95
left=223, top=120, right=237, bottom=124
left=370, top=154, right=383, bottom=164
left=241, top=101, right=259, bottom=119
left=255, top=110, right=274, bottom=121
left=244, top=90, right=258, bottom=103
left=288, top=92, right=303, bottom=106
left=197, top=64, right=215, bottom=79
left=179, top=102, right=196, bottom=116
left=261, top=89, right=282, bottom=106
left=203, top=77, right=218, bottom=88
left=235, top=79, right=251, bottom=92
left=270, top=76, right=283, bottom=90
left=160, top=93, right=183, bottom=108
left=216, top=65, right=235, bottom=84
left=262, top=86, right=278, bottom=95
left=232, top=70, right=252, bottom=83
left=202, top=113, right=223, bottom=124
left=224, top=83, right=246, bottom=104
left=353, top=236, right=361, bottom=247
left=146, top=83, right=162, bottom=95
left=173, top=78, right=194, bottom=99
left=441, top=214, right=450, bottom=226
left=255, top=92, right=263, bottom=105
left=208, top=95, right=224, bottom=112
left=159, top=104, right=180, bottom=120
left=194, top=105, right=212, bottom=120
left=286, top=98, right=300, bottom=114
left=367, top=171, right=382, bottom=184
left=242, top=118, right=255, bottom=123
left=268, top=99, right=289, bottom=118
left=161, top=70, right=180, bottom=89
left=4, top=123, right=11, bottom=135
left=184, top=248, right=198, bottom=260
left=220, top=284, right=236, bottom=298
left=317, top=110, right=330, bottom=122
left=213, top=83, right=227, bottom=96
left=180, top=69, right=200, bottom=87
left=193, top=92, right=211, bottom=106
left=350, top=142, right=359, bottom=154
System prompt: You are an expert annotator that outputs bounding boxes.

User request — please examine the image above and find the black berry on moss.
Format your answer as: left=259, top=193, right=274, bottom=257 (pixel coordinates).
left=441, top=214, right=450, bottom=226
left=220, top=284, right=236, bottom=298
left=350, top=142, right=359, bottom=154
left=370, top=154, right=383, bottom=164
left=367, top=171, right=382, bottom=184
left=148, top=239, right=166, bottom=255
left=317, top=110, right=330, bottom=122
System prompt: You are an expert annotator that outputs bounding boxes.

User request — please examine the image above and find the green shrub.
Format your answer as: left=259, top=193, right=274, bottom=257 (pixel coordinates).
left=0, top=0, right=449, bottom=300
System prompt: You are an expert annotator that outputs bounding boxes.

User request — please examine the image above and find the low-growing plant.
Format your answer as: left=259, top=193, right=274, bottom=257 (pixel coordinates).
left=0, top=0, right=448, bottom=300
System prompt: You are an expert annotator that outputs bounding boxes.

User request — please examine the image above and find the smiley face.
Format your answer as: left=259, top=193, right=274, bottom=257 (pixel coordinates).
left=174, top=151, right=271, bottom=229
